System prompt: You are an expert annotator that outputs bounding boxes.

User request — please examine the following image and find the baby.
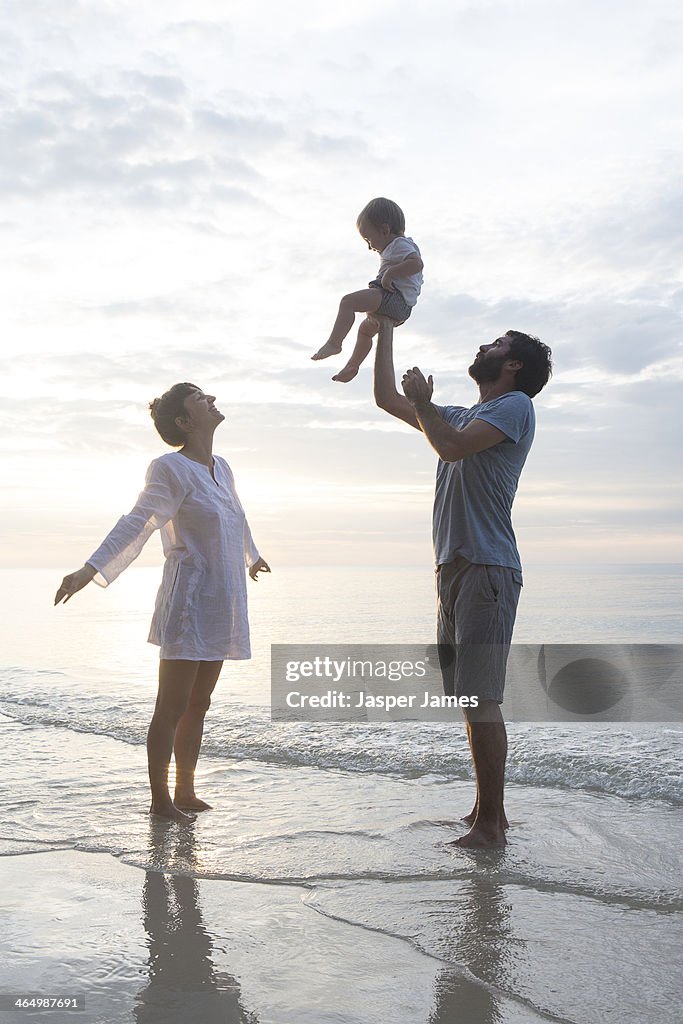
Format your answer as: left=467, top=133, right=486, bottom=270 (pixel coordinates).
left=311, top=197, right=423, bottom=382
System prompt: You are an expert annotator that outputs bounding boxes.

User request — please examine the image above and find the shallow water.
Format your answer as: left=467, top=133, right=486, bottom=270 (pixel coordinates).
left=1, top=565, right=682, bottom=1023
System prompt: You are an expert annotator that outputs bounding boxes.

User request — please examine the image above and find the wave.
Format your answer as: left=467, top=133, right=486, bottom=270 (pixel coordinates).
left=2, top=688, right=681, bottom=808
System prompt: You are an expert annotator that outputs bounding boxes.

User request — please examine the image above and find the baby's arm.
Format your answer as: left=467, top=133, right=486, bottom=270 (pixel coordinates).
left=381, top=251, right=424, bottom=292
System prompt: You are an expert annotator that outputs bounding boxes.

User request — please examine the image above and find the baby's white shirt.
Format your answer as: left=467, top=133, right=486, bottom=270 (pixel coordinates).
left=377, top=236, right=423, bottom=306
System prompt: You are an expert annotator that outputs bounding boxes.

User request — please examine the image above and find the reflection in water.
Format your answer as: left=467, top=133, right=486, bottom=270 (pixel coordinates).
left=430, top=973, right=503, bottom=1024
left=134, top=823, right=258, bottom=1024
left=428, top=861, right=519, bottom=1024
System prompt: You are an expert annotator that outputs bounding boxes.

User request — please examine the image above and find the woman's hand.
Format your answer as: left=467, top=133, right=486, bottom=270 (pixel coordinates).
left=249, top=558, right=271, bottom=582
left=54, top=564, right=97, bottom=605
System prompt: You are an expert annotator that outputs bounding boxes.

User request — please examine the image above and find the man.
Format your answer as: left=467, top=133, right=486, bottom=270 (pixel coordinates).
left=373, top=318, right=552, bottom=848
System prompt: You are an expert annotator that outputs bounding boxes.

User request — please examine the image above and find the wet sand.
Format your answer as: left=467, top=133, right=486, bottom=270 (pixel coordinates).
left=1, top=849, right=546, bottom=1024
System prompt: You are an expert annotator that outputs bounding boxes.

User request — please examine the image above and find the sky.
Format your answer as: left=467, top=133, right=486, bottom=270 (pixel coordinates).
left=1, top=0, right=682, bottom=568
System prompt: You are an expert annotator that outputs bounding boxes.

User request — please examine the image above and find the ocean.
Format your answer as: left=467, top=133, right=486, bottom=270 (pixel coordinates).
left=1, top=564, right=682, bottom=1024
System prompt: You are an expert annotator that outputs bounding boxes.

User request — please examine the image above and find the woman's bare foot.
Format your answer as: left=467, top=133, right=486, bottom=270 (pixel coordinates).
left=174, top=794, right=213, bottom=812
left=149, top=800, right=197, bottom=823
left=448, top=822, right=507, bottom=849
left=312, top=341, right=343, bottom=361
left=332, top=363, right=360, bottom=383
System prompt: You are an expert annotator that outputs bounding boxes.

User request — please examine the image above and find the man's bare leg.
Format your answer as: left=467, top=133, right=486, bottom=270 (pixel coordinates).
left=147, top=659, right=200, bottom=822
left=461, top=720, right=480, bottom=826
left=312, top=288, right=382, bottom=361
left=434, top=719, right=509, bottom=830
left=332, top=318, right=378, bottom=382
left=461, top=805, right=510, bottom=829
left=450, top=701, right=508, bottom=848
left=462, top=804, right=510, bottom=829
left=173, top=660, right=223, bottom=811
left=460, top=719, right=509, bottom=828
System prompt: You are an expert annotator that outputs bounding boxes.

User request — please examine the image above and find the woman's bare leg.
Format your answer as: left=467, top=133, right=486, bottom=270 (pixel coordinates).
left=332, top=317, right=378, bottom=382
left=147, top=659, right=200, bottom=821
left=173, top=660, right=223, bottom=811
left=312, top=288, right=382, bottom=361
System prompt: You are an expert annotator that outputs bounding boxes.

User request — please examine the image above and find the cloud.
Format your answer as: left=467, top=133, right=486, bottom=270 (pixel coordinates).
left=1, top=0, right=681, bottom=565
left=415, top=287, right=682, bottom=381
left=193, top=106, right=285, bottom=146
left=125, top=71, right=188, bottom=102
left=300, top=131, right=368, bottom=159
left=0, top=62, right=372, bottom=215
left=159, top=18, right=236, bottom=52
left=0, top=70, right=271, bottom=207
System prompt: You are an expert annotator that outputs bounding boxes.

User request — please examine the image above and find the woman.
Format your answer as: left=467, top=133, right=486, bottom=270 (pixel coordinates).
left=55, top=383, right=270, bottom=822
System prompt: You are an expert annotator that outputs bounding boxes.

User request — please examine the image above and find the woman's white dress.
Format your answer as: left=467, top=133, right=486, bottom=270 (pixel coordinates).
left=87, top=452, right=260, bottom=661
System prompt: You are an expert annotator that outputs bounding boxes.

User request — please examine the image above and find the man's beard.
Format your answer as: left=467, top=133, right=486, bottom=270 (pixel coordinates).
left=468, top=352, right=506, bottom=384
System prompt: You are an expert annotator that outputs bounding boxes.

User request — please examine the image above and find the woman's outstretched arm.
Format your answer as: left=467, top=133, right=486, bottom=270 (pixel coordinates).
left=54, top=458, right=186, bottom=605
left=54, top=562, right=97, bottom=604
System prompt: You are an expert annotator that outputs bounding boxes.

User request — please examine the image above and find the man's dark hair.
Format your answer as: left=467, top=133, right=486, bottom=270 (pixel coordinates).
left=356, top=197, right=405, bottom=235
left=149, top=382, right=199, bottom=446
left=505, top=331, right=553, bottom=398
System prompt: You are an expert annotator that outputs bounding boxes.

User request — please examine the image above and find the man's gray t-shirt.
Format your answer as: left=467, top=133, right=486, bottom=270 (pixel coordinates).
left=432, top=391, right=535, bottom=571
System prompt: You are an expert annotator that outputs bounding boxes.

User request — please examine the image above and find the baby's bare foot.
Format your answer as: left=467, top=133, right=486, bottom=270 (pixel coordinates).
left=332, top=364, right=360, bottom=383
left=312, top=341, right=343, bottom=361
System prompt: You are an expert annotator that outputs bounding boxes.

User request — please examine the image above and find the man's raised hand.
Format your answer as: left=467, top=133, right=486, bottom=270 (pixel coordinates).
left=401, top=367, right=434, bottom=408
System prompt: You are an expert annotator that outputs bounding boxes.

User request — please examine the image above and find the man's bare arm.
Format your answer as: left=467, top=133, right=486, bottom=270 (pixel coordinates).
left=373, top=318, right=421, bottom=430
left=402, top=367, right=507, bottom=461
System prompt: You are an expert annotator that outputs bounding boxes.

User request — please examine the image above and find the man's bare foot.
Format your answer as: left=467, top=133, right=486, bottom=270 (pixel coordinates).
left=312, top=341, right=343, bottom=361
left=448, top=823, right=507, bottom=849
left=174, top=794, right=213, bottom=812
left=149, top=801, right=197, bottom=823
left=332, top=364, right=360, bottom=383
